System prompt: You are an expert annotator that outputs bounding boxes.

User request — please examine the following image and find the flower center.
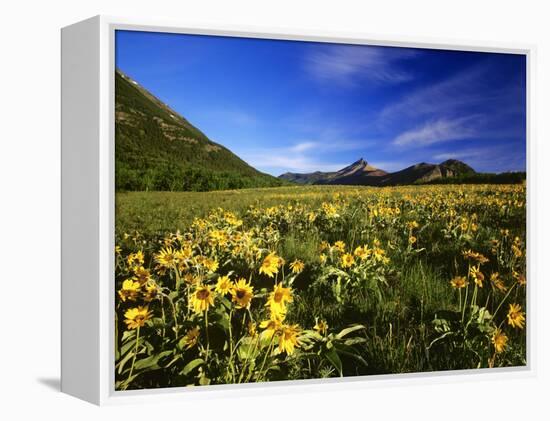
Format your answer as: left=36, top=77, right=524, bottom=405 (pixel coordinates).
left=196, top=289, right=210, bottom=300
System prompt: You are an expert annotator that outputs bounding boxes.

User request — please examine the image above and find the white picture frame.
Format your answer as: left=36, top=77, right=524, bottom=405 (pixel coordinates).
left=61, top=15, right=535, bottom=406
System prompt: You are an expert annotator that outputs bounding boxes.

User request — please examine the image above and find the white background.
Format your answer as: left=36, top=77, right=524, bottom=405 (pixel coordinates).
left=1, top=0, right=548, bottom=419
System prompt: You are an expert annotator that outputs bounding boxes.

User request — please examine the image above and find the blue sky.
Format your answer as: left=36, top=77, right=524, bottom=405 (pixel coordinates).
left=116, top=30, right=526, bottom=176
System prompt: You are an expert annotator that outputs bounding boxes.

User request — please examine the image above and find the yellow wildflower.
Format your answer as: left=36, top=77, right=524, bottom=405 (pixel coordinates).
left=333, top=241, right=346, bottom=252
left=127, top=250, right=145, bottom=267
left=341, top=253, right=355, bottom=268
left=190, top=285, right=215, bottom=314
left=313, top=319, right=328, bottom=335
left=155, top=246, right=176, bottom=268
left=181, top=327, right=200, bottom=350
left=354, top=246, right=369, bottom=259
left=492, top=329, right=508, bottom=353
left=133, top=266, right=151, bottom=285
left=278, top=324, right=301, bottom=355
left=469, top=266, right=485, bottom=288
left=450, top=276, right=468, bottom=289
left=230, top=278, right=254, bottom=309
left=507, top=304, right=525, bottom=329
left=124, top=306, right=152, bottom=330
left=266, top=283, right=293, bottom=315
left=118, top=279, right=141, bottom=302
left=289, top=259, right=305, bottom=274
left=203, top=258, right=219, bottom=273
left=513, top=271, right=526, bottom=286
left=490, top=272, right=507, bottom=292
left=259, top=252, right=281, bottom=278
left=215, top=275, right=233, bottom=295
left=462, top=249, right=489, bottom=265
left=142, top=281, right=158, bottom=302
left=259, top=313, right=284, bottom=340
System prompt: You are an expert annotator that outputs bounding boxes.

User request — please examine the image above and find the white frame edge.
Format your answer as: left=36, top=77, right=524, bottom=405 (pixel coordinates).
left=61, top=14, right=536, bottom=406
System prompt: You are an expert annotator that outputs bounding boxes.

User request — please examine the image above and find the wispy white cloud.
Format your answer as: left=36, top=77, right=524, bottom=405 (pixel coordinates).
left=290, top=139, right=373, bottom=153
left=305, top=45, right=418, bottom=86
left=392, top=116, right=480, bottom=147
left=289, top=142, right=317, bottom=153
left=241, top=153, right=348, bottom=173
left=378, top=62, right=501, bottom=124
left=236, top=139, right=369, bottom=174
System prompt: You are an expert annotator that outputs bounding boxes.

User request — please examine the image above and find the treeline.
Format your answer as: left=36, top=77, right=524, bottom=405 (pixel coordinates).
left=419, top=172, right=526, bottom=185
left=116, top=161, right=286, bottom=192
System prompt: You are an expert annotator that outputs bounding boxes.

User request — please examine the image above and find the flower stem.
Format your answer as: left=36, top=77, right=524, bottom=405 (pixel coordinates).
left=127, top=326, right=140, bottom=386
left=258, top=335, right=276, bottom=381
left=204, top=311, right=210, bottom=363
left=228, top=308, right=236, bottom=382
left=493, top=283, right=517, bottom=320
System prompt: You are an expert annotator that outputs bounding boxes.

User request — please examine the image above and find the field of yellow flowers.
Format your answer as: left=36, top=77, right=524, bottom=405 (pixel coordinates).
left=115, top=184, right=526, bottom=390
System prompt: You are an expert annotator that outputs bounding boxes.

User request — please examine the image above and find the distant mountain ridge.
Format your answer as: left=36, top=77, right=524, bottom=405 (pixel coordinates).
left=115, top=69, right=284, bottom=191
left=278, top=158, right=476, bottom=186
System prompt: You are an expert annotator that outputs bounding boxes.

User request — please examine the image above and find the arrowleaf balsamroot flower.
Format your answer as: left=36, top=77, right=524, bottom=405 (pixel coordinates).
left=127, top=250, right=145, bottom=267
left=143, top=281, right=159, bottom=302
left=313, top=319, right=328, bottom=335
left=118, top=279, right=141, bottom=302
left=230, top=278, right=254, bottom=309
left=181, top=327, right=200, bottom=350
left=259, top=252, right=282, bottom=278
left=354, top=246, right=369, bottom=260
left=507, top=303, right=525, bottom=329
left=203, top=257, right=219, bottom=273
left=450, top=276, right=468, bottom=289
left=215, top=275, right=233, bottom=295
left=124, top=306, right=152, bottom=330
left=266, top=283, right=293, bottom=315
left=133, top=266, right=151, bottom=284
left=259, top=313, right=284, bottom=340
left=490, top=272, right=507, bottom=292
left=155, top=246, right=176, bottom=268
left=333, top=241, right=346, bottom=252
left=462, top=249, right=489, bottom=265
left=341, top=253, right=355, bottom=268
left=190, top=285, right=215, bottom=314
left=289, top=259, right=304, bottom=274
left=469, top=266, right=485, bottom=288
left=278, top=324, right=301, bottom=355
left=491, top=329, right=508, bottom=353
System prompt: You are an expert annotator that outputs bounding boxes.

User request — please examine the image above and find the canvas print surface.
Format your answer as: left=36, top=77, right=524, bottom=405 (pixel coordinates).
left=114, top=30, right=527, bottom=391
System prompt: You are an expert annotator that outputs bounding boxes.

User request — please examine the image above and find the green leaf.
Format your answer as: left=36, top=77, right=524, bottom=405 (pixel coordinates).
left=333, top=342, right=368, bottom=366
left=133, top=350, right=173, bottom=372
left=336, top=324, right=366, bottom=339
left=120, top=338, right=137, bottom=356
left=237, top=338, right=259, bottom=361
left=343, top=337, right=367, bottom=346
left=121, top=330, right=136, bottom=343
left=182, top=358, right=204, bottom=376
left=219, top=296, right=232, bottom=310
left=199, top=374, right=211, bottom=386
left=116, top=349, right=136, bottom=375
left=324, top=348, right=343, bottom=377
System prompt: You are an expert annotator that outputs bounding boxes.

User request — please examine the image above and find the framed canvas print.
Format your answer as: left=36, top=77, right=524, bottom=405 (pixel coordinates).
left=61, top=16, right=533, bottom=405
